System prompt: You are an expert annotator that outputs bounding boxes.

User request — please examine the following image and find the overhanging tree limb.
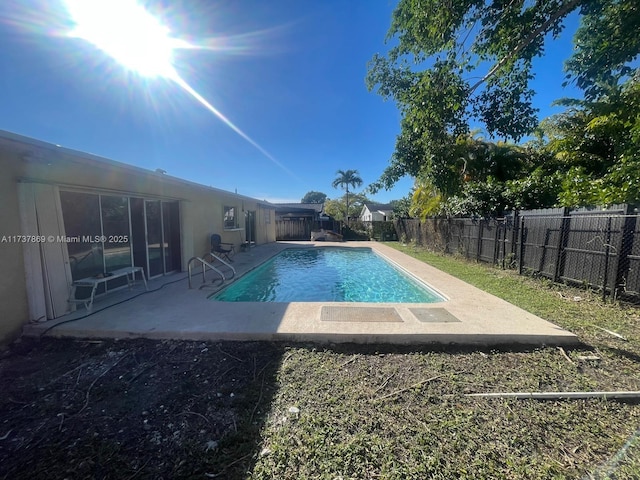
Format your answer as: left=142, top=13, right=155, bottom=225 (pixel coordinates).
left=468, top=0, right=583, bottom=93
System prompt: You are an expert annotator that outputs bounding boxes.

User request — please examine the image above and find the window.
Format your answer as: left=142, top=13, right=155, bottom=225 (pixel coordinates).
left=264, top=209, right=271, bottom=224
left=224, top=206, right=236, bottom=229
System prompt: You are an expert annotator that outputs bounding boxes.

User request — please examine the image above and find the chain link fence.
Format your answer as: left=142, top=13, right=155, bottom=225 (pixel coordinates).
left=394, top=204, right=640, bottom=304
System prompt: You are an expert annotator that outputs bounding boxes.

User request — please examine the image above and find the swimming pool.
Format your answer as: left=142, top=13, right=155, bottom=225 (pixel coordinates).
left=212, top=247, right=446, bottom=303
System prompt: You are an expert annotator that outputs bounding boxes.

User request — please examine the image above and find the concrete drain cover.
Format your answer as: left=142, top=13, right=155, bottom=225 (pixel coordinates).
left=409, top=308, right=461, bottom=323
left=321, top=306, right=403, bottom=323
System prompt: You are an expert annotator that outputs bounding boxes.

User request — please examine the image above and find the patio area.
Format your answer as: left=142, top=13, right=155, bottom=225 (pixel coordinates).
left=23, top=242, right=579, bottom=346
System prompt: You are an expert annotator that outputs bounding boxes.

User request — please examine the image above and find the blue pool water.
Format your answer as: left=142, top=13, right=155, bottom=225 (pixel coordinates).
left=213, top=247, right=445, bottom=303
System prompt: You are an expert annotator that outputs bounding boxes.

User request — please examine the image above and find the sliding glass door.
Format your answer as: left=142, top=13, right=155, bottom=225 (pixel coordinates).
left=59, top=191, right=105, bottom=280
left=60, top=191, right=180, bottom=282
left=102, top=196, right=132, bottom=272
left=139, top=199, right=181, bottom=278
left=163, top=201, right=181, bottom=273
left=145, top=200, right=164, bottom=277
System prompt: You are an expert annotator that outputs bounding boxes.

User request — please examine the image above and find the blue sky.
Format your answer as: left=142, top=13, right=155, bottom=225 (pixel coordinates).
left=0, top=1, right=581, bottom=204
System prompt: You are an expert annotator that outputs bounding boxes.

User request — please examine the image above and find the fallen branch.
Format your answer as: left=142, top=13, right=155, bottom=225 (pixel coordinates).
left=41, top=362, right=91, bottom=389
left=577, top=355, right=601, bottom=362
left=126, top=362, right=158, bottom=385
left=218, top=366, right=236, bottom=380
left=178, top=411, right=211, bottom=425
left=75, top=353, right=130, bottom=416
left=125, top=458, right=151, bottom=480
left=254, top=360, right=272, bottom=380
left=217, top=345, right=245, bottom=363
left=467, top=391, right=640, bottom=400
left=339, top=354, right=359, bottom=368
left=281, top=351, right=295, bottom=368
left=377, top=374, right=445, bottom=401
left=372, top=373, right=396, bottom=396
left=252, top=355, right=257, bottom=380
left=249, top=370, right=268, bottom=424
left=594, top=326, right=627, bottom=341
left=557, top=346, right=575, bottom=366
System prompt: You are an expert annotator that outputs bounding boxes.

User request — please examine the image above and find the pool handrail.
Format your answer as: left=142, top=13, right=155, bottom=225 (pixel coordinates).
left=187, top=256, right=225, bottom=289
left=202, top=252, right=236, bottom=279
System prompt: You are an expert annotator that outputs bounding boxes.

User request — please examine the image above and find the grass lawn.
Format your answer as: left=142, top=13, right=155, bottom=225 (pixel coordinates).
left=1, top=243, right=639, bottom=479
left=251, top=244, right=640, bottom=479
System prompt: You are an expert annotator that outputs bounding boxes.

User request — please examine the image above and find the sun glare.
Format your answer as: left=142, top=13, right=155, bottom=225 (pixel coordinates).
left=64, top=0, right=187, bottom=79
left=62, top=0, right=297, bottom=178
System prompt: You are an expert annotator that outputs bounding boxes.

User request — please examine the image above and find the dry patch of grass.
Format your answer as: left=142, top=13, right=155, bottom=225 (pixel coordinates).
left=251, top=245, right=640, bottom=479
left=253, top=344, right=640, bottom=479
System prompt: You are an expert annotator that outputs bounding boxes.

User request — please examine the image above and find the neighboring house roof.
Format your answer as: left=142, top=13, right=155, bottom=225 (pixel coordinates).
left=361, top=203, right=394, bottom=216
left=273, top=203, right=335, bottom=220
left=274, top=203, right=325, bottom=213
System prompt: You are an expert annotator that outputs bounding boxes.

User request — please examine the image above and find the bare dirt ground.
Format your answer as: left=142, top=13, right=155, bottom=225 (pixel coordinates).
left=0, top=337, right=282, bottom=479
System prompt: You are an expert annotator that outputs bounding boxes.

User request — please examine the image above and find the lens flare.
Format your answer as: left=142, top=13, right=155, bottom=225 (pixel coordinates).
left=63, top=0, right=297, bottom=179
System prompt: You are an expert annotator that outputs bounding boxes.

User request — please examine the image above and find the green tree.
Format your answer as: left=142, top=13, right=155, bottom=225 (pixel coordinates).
left=323, top=198, right=344, bottom=221
left=401, top=135, right=559, bottom=217
left=389, top=196, right=412, bottom=218
left=564, top=0, right=640, bottom=101
left=409, top=178, right=444, bottom=219
left=323, top=193, right=370, bottom=222
left=331, top=169, right=363, bottom=224
left=301, top=191, right=327, bottom=204
left=366, top=0, right=640, bottom=196
left=347, top=192, right=370, bottom=220
left=542, top=78, right=640, bottom=205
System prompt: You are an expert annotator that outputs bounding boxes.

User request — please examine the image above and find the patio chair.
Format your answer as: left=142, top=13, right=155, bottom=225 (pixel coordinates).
left=211, top=234, right=235, bottom=262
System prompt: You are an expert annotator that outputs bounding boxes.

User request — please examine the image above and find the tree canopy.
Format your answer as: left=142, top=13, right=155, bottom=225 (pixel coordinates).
left=324, top=192, right=370, bottom=222
left=300, top=191, right=327, bottom=204
left=367, top=0, right=640, bottom=215
left=543, top=78, right=640, bottom=206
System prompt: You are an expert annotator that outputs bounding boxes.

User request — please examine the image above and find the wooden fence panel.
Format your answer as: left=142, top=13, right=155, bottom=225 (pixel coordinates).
left=276, top=220, right=311, bottom=240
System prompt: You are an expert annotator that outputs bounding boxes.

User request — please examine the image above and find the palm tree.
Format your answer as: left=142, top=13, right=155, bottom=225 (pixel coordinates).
left=332, top=169, right=363, bottom=225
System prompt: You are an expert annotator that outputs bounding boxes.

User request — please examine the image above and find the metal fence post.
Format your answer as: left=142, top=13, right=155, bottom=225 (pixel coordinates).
left=615, top=205, right=637, bottom=300
left=476, top=220, right=483, bottom=261
left=553, top=208, right=570, bottom=283
left=602, top=216, right=613, bottom=302
left=493, top=219, right=500, bottom=265
left=518, top=216, right=525, bottom=275
left=511, top=211, right=519, bottom=258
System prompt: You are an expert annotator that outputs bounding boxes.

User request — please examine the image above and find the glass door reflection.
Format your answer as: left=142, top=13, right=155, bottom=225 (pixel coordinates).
left=145, top=200, right=163, bottom=278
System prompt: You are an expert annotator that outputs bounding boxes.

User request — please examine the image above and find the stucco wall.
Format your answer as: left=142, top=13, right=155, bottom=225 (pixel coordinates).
left=0, top=134, right=276, bottom=343
left=0, top=151, right=30, bottom=344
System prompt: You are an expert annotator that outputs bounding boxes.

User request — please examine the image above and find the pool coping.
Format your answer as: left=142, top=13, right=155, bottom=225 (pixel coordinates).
left=24, top=241, right=580, bottom=346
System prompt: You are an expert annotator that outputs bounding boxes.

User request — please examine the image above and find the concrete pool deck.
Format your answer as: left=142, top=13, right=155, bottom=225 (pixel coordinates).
left=23, top=242, right=580, bottom=346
